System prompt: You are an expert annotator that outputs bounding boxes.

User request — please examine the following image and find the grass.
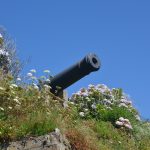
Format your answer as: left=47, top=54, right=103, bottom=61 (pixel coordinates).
left=0, top=71, right=150, bottom=150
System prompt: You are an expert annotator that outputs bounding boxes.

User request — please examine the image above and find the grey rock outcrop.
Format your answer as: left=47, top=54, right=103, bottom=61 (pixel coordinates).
left=1, top=130, right=71, bottom=150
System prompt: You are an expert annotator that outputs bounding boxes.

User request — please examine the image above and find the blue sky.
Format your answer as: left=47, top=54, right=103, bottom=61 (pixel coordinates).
left=0, top=0, right=150, bottom=119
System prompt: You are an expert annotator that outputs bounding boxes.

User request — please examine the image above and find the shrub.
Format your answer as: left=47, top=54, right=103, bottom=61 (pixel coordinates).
left=70, top=84, right=139, bottom=130
left=0, top=70, right=60, bottom=142
left=0, top=26, right=22, bottom=79
left=0, top=70, right=149, bottom=149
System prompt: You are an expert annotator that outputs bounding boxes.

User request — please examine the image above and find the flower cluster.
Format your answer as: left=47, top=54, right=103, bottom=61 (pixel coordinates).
left=13, top=97, right=21, bottom=105
left=10, top=84, right=18, bottom=88
left=116, top=117, right=133, bottom=129
left=0, top=49, right=9, bottom=56
left=0, top=48, right=11, bottom=70
left=70, top=84, right=140, bottom=128
left=0, top=68, right=54, bottom=122
left=0, top=107, right=4, bottom=111
left=24, top=69, right=52, bottom=91
left=118, top=96, right=132, bottom=108
left=71, top=84, right=134, bottom=110
left=0, top=33, right=11, bottom=73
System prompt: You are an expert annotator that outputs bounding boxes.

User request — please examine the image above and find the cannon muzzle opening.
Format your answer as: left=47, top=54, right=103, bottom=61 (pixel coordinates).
left=49, top=53, right=101, bottom=95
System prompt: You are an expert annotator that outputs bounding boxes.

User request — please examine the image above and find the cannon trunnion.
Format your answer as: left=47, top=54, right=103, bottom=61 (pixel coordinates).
left=49, top=53, right=101, bottom=95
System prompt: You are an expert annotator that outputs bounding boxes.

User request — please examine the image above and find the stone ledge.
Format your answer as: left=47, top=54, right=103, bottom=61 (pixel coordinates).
left=1, top=130, right=71, bottom=150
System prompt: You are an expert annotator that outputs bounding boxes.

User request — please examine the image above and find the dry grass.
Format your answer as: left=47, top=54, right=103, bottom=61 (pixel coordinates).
left=0, top=72, right=150, bottom=149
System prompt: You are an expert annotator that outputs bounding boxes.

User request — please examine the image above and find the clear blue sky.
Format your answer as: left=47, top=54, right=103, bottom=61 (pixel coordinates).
left=0, top=0, right=150, bottom=119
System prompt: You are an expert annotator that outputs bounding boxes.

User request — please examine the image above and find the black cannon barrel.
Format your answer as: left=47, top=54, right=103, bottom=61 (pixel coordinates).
left=49, top=53, right=101, bottom=94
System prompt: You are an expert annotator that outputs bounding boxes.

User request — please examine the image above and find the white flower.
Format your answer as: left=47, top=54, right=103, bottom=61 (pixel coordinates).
left=69, top=102, right=74, bottom=105
left=46, top=79, right=50, bottom=82
left=135, top=115, right=141, bottom=121
left=44, top=84, right=51, bottom=89
left=0, top=107, right=4, bottom=111
left=116, top=121, right=123, bottom=126
left=102, top=99, right=112, bottom=105
left=91, top=103, right=96, bottom=109
left=79, top=112, right=85, bottom=117
left=117, top=117, right=133, bottom=130
left=0, top=49, right=4, bottom=55
left=119, top=117, right=125, bottom=122
left=16, top=78, right=21, bottom=81
left=120, top=99, right=132, bottom=105
left=10, top=84, right=18, bottom=88
left=33, top=83, right=37, bottom=86
left=13, top=98, right=21, bottom=105
left=85, top=97, right=91, bottom=101
left=106, top=106, right=113, bottom=110
left=98, top=88, right=106, bottom=93
left=118, top=103, right=128, bottom=108
left=44, top=70, right=50, bottom=73
left=124, top=118, right=129, bottom=123
left=81, top=92, right=88, bottom=97
left=34, top=85, right=39, bottom=90
left=0, top=87, right=5, bottom=90
left=8, top=106, right=12, bottom=109
left=128, top=101, right=132, bottom=105
left=99, top=84, right=108, bottom=89
left=96, top=84, right=110, bottom=93
left=84, top=108, right=89, bottom=112
left=11, top=91, right=15, bottom=94
left=5, top=51, right=9, bottom=56
left=9, top=127, right=12, bottom=130
left=88, top=84, right=95, bottom=89
left=30, top=69, right=36, bottom=73
left=0, top=33, right=3, bottom=38
left=7, top=58, right=11, bottom=63
left=0, top=49, right=9, bottom=56
left=15, top=104, right=20, bottom=108
left=124, top=123, right=133, bottom=129
left=95, top=84, right=102, bottom=88
left=76, top=91, right=82, bottom=96
left=27, top=73, right=32, bottom=77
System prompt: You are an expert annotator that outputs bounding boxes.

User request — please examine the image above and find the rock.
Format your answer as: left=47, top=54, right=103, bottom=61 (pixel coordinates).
left=1, top=131, right=71, bottom=150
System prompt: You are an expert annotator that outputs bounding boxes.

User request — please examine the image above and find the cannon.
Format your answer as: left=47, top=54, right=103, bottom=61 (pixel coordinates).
left=49, top=53, right=101, bottom=96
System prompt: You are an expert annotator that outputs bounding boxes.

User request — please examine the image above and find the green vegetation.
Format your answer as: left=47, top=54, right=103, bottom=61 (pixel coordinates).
left=0, top=27, right=22, bottom=79
left=0, top=71, right=149, bottom=150
left=0, top=29, right=150, bottom=149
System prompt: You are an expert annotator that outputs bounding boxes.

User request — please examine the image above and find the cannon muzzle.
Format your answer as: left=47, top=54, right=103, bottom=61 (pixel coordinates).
left=49, top=53, right=101, bottom=95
